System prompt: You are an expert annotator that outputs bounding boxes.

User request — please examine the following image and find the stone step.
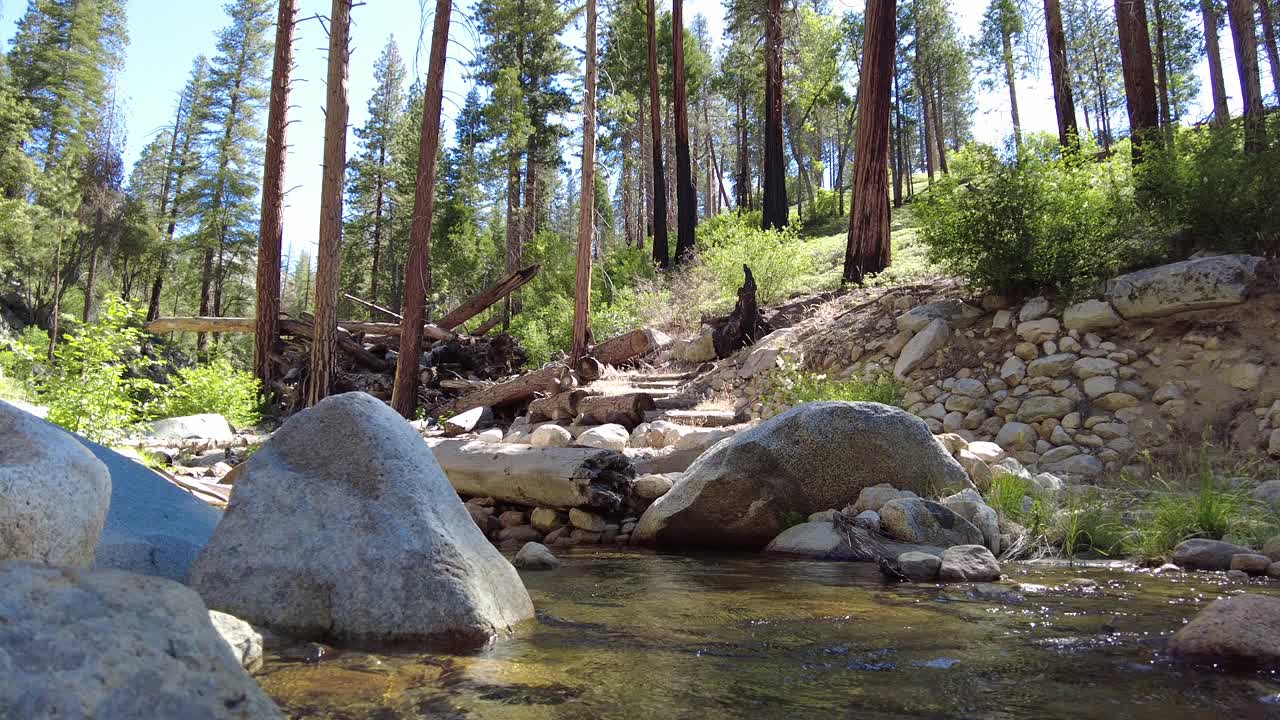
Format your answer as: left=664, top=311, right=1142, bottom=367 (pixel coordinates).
left=659, top=409, right=740, bottom=427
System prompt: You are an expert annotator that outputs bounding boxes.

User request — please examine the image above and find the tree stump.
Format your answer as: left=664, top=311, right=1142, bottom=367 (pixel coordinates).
left=712, top=265, right=768, bottom=359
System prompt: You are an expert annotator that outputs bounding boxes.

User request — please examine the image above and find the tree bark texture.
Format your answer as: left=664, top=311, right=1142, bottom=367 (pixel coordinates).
left=647, top=0, right=670, bottom=268
left=1114, top=0, right=1161, bottom=161
left=672, top=0, right=697, bottom=262
left=843, top=0, right=896, bottom=284
left=1201, top=0, right=1232, bottom=126
left=1229, top=0, right=1267, bottom=154
left=572, top=0, right=597, bottom=363
left=761, top=0, right=789, bottom=231
left=1043, top=0, right=1079, bottom=149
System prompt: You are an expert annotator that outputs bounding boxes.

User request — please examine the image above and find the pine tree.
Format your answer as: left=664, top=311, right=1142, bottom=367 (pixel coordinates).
left=671, top=0, right=697, bottom=263
left=1198, top=0, right=1231, bottom=125
left=844, top=0, right=895, bottom=284
left=761, top=0, right=789, bottom=230
left=572, top=0, right=598, bottom=361
left=1115, top=0, right=1160, bottom=161
left=1044, top=0, right=1079, bottom=149
left=974, top=0, right=1032, bottom=155
left=188, top=0, right=274, bottom=356
left=344, top=37, right=405, bottom=313
left=1227, top=0, right=1266, bottom=154
left=647, top=0, right=671, bottom=265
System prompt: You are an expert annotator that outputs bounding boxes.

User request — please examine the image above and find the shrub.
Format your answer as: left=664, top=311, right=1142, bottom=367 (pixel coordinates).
left=696, top=216, right=815, bottom=307
left=0, top=325, right=48, bottom=401
left=151, top=358, right=263, bottom=428
left=41, top=299, right=159, bottom=444
left=1125, top=480, right=1268, bottom=563
left=763, top=359, right=901, bottom=408
left=917, top=138, right=1146, bottom=295
left=1138, top=121, right=1280, bottom=256
left=1051, top=499, right=1126, bottom=559
left=985, top=470, right=1051, bottom=532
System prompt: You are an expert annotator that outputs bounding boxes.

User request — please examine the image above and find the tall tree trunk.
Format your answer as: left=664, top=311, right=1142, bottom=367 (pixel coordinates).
left=671, top=0, right=697, bottom=262
left=1154, top=0, right=1172, bottom=133
left=391, top=0, right=451, bottom=418
left=622, top=126, right=635, bottom=246
left=197, top=248, right=213, bottom=358
left=762, top=0, right=789, bottom=230
left=572, top=0, right=597, bottom=363
left=931, top=78, right=949, bottom=173
left=1260, top=0, right=1280, bottom=100
left=919, top=76, right=935, bottom=180
left=892, top=61, right=903, bottom=208
left=253, top=0, right=296, bottom=391
left=1001, top=24, right=1022, bottom=155
left=703, top=96, right=714, bottom=217
left=308, top=0, right=351, bottom=406
left=1115, top=0, right=1161, bottom=161
left=1228, top=0, right=1267, bottom=154
left=647, top=0, right=670, bottom=268
left=1201, top=0, right=1232, bottom=126
left=1044, top=0, right=1079, bottom=149
left=82, top=240, right=100, bottom=323
left=735, top=95, right=749, bottom=210
left=369, top=145, right=386, bottom=307
left=843, top=0, right=896, bottom=284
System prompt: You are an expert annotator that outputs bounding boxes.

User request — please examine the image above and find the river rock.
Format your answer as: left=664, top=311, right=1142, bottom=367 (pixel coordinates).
left=938, top=544, right=1002, bottom=582
left=895, top=318, right=950, bottom=379
left=144, top=413, right=234, bottom=442
left=1231, top=553, right=1272, bottom=575
left=0, top=561, right=283, bottom=719
left=995, top=421, right=1036, bottom=451
left=208, top=610, right=264, bottom=673
left=1168, top=594, right=1280, bottom=667
left=530, top=508, right=566, bottom=533
left=898, top=551, right=942, bottom=582
left=851, top=483, right=918, bottom=513
left=763, top=521, right=859, bottom=560
left=1172, top=538, right=1254, bottom=571
left=896, top=299, right=983, bottom=333
left=1105, top=254, right=1265, bottom=319
left=0, top=403, right=111, bottom=567
left=513, top=542, right=560, bottom=570
left=672, top=329, right=717, bottom=363
left=1041, top=453, right=1104, bottom=480
left=577, top=424, right=630, bottom=451
left=1063, top=299, right=1123, bottom=332
left=1016, top=318, right=1060, bottom=344
left=531, top=424, right=573, bottom=448
left=190, top=392, right=533, bottom=649
left=633, top=473, right=677, bottom=501
left=941, top=489, right=1001, bottom=554
left=634, top=402, right=970, bottom=549
left=880, top=498, right=985, bottom=548
left=569, top=507, right=606, bottom=532
left=1018, top=396, right=1075, bottom=422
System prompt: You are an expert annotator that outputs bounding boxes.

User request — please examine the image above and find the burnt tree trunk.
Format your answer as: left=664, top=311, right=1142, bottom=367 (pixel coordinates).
left=391, top=0, right=452, bottom=417
left=843, top=0, right=896, bottom=284
left=647, top=0, right=670, bottom=268
left=1115, top=0, right=1161, bottom=162
left=308, top=0, right=351, bottom=406
left=713, top=265, right=766, bottom=359
left=253, top=0, right=297, bottom=392
left=1229, top=0, right=1268, bottom=154
left=672, top=0, right=697, bottom=263
left=761, top=0, right=789, bottom=231
left=1044, top=0, right=1079, bottom=150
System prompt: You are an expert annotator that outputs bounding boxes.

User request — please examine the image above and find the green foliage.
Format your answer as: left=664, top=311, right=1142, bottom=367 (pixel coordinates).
left=0, top=325, right=50, bottom=389
left=41, top=299, right=158, bottom=444
left=917, top=139, right=1147, bottom=295
left=985, top=470, right=1051, bottom=532
left=150, top=358, right=262, bottom=427
left=779, top=510, right=807, bottom=531
left=696, top=215, right=815, bottom=307
left=1139, top=122, right=1280, bottom=256
left=1051, top=498, right=1125, bottom=559
left=763, top=359, right=901, bottom=408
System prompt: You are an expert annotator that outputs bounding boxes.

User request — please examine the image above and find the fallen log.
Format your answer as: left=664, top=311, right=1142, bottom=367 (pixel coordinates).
left=442, top=363, right=577, bottom=415
left=575, top=392, right=656, bottom=428
left=145, top=316, right=456, bottom=342
left=425, top=438, right=634, bottom=510
left=471, top=314, right=503, bottom=336
left=342, top=292, right=402, bottom=320
left=527, top=389, right=594, bottom=423
left=436, top=265, right=540, bottom=330
left=589, top=327, right=672, bottom=367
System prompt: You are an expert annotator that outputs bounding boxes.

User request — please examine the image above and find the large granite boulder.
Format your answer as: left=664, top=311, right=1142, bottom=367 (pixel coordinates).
left=634, top=402, right=970, bottom=549
left=75, top=437, right=220, bottom=582
left=190, top=392, right=534, bottom=649
left=0, top=561, right=283, bottom=719
left=144, top=413, right=235, bottom=442
left=1104, top=255, right=1266, bottom=319
left=1168, top=594, right=1280, bottom=667
left=0, top=402, right=110, bottom=567
left=763, top=521, right=860, bottom=560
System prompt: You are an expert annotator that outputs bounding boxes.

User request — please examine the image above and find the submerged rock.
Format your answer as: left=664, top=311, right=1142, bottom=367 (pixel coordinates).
left=1169, top=594, right=1280, bottom=667
left=0, top=561, right=283, bottom=719
left=938, top=545, right=1002, bottom=582
left=634, top=402, right=969, bottom=550
left=898, top=551, right=941, bottom=582
left=0, top=402, right=111, bottom=568
left=190, top=392, right=534, bottom=649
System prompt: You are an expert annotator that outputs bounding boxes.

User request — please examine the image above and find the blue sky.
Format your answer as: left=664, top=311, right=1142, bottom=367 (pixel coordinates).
left=1, top=0, right=1249, bottom=265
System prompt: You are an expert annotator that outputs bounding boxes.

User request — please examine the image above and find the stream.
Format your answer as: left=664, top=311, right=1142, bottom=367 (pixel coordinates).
left=258, top=548, right=1280, bottom=719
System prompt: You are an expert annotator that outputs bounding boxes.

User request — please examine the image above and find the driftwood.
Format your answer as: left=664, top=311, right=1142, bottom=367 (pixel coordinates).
left=147, top=316, right=456, bottom=343
left=575, top=392, right=656, bottom=429
left=712, top=265, right=768, bottom=359
left=527, top=389, right=594, bottom=423
left=425, top=438, right=634, bottom=510
left=442, top=363, right=578, bottom=415
left=589, top=328, right=672, bottom=367
left=436, top=265, right=540, bottom=330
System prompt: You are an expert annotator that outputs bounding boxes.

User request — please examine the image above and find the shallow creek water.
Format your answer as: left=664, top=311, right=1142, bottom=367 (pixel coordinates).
left=259, top=548, right=1280, bottom=719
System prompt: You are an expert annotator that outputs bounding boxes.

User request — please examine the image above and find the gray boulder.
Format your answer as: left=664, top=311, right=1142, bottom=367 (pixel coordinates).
left=1173, top=538, right=1254, bottom=571
left=880, top=497, right=985, bottom=548
left=633, top=402, right=971, bottom=549
left=190, top=392, right=533, bottom=649
left=512, top=542, right=561, bottom=570
left=894, top=318, right=950, bottom=379
left=898, top=551, right=941, bottom=582
left=208, top=610, right=264, bottom=672
left=1104, top=254, right=1266, bottom=319
left=896, top=299, right=983, bottom=333
left=144, top=413, right=234, bottom=442
left=76, top=437, right=220, bottom=582
left=1168, top=594, right=1280, bottom=667
left=850, top=483, right=918, bottom=514
left=0, top=561, right=282, bottom=719
left=941, top=489, right=1001, bottom=554
left=764, top=521, right=860, bottom=560
left=0, top=402, right=110, bottom=567
left=939, top=544, right=1002, bottom=582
